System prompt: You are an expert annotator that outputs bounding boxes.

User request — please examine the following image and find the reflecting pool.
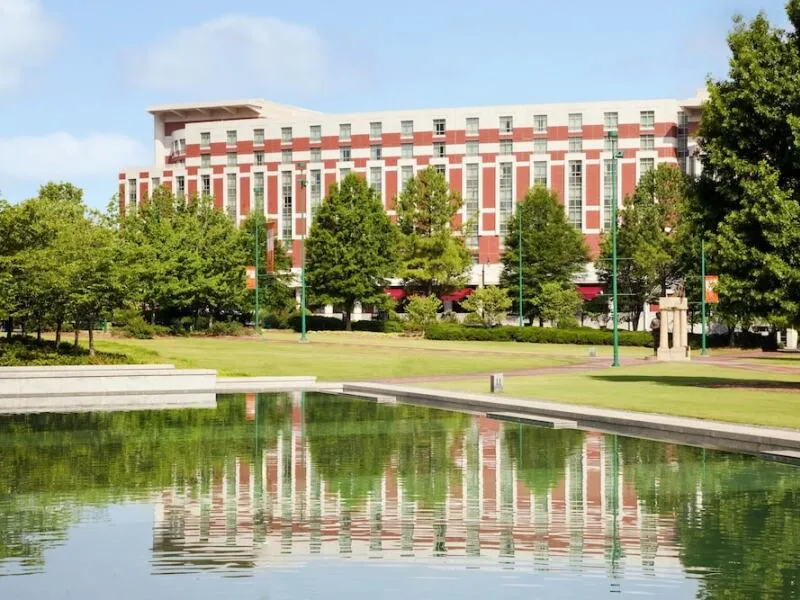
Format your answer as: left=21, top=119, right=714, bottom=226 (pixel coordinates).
left=0, top=392, right=798, bottom=599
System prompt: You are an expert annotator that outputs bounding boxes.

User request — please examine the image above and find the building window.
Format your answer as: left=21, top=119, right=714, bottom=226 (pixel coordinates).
left=401, top=143, right=414, bottom=159
left=201, top=154, right=211, bottom=168
left=254, top=128, right=264, bottom=145
left=339, top=123, right=351, bottom=141
left=499, top=116, right=513, bottom=134
left=568, top=137, right=583, bottom=153
left=370, top=122, right=382, bottom=139
left=127, top=179, right=137, bottom=206
left=227, top=152, right=237, bottom=167
left=400, top=165, right=414, bottom=192
left=433, top=142, right=446, bottom=158
left=151, top=177, right=160, bottom=192
left=568, top=113, right=583, bottom=132
left=370, top=144, right=382, bottom=161
left=465, top=163, right=479, bottom=247
left=310, top=170, right=321, bottom=222
left=499, top=140, right=513, bottom=155
left=604, top=136, right=614, bottom=152
left=498, top=162, right=513, bottom=236
left=254, top=172, right=264, bottom=212
left=310, top=148, right=321, bottom=162
left=226, top=130, right=237, bottom=146
left=640, top=110, right=655, bottom=129
left=640, top=134, right=655, bottom=151
left=339, top=167, right=351, bottom=180
left=604, top=112, right=619, bottom=131
left=534, top=114, right=548, bottom=133
left=369, top=166, right=382, bottom=197
left=281, top=171, right=292, bottom=241
left=200, top=132, right=210, bottom=148
left=434, top=164, right=446, bottom=176
left=533, top=161, right=548, bottom=187
left=433, top=118, right=446, bottom=136
left=226, top=173, right=237, bottom=218
left=568, top=160, right=583, bottom=229
left=281, top=127, right=292, bottom=144
left=310, top=125, right=321, bottom=142
left=201, top=174, right=211, bottom=197
left=179, top=139, right=186, bottom=154
left=176, top=176, right=185, bottom=198
left=281, top=149, right=292, bottom=164
left=466, top=141, right=479, bottom=156
left=639, top=157, right=655, bottom=180
left=255, top=151, right=265, bottom=166
left=466, top=117, right=479, bottom=136
left=603, top=160, right=614, bottom=231
left=534, top=138, right=547, bottom=154
left=401, top=120, right=413, bottom=138
left=340, top=146, right=351, bottom=162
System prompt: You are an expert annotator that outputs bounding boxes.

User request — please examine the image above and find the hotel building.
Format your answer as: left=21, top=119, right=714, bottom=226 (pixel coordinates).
left=119, top=92, right=705, bottom=301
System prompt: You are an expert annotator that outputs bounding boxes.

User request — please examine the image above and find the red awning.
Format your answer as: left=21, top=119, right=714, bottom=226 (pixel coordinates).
left=441, top=288, right=473, bottom=302
left=578, top=284, right=604, bottom=301
left=385, top=288, right=406, bottom=301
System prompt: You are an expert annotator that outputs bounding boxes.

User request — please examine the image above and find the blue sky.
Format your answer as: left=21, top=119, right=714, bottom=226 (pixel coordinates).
left=0, top=0, right=791, bottom=209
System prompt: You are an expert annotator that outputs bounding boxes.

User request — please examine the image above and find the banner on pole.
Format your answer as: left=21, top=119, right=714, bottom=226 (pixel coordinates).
left=266, top=220, right=277, bottom=272
left=245, top=266, right=256, bottom=289
left=704, top=275, right=719, bottom=303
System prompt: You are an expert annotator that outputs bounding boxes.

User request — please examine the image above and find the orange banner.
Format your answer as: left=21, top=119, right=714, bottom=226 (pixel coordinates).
left=245, top=266, right=256, bottom=289
left=704, top=275, right=719, bottom=303
left=266, top=221, right=277, bottom=272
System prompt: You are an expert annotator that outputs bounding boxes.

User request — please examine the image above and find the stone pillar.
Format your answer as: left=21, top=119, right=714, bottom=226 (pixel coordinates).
left=658, top=297, right=690, bottom=361
left=659, top=311, right=669, bottom=352
left=787, top=328, right=798, bottom=351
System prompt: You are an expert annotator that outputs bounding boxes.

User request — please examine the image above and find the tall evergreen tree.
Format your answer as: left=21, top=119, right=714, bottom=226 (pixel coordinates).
left=501, top=186, right=588, bottom=325
left=305, top=174, right=398, bottom=330
left=395, top=166, right=472, bottom=297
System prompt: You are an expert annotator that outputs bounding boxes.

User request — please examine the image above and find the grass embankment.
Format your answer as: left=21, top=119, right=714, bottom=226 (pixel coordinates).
left=425, top=361, right=800, bottom=429
left=0, top=336, right=133, bottom=366
left=91, top=330, right=590, bottom=379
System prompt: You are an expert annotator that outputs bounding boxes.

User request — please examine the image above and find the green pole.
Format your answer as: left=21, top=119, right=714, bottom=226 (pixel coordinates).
left=701, top=238, right=707, bottom=356
left=299, top=163, right=308, bottom=343
left=609, top=132, right=621, bottom=367
left=518, top=202, right=523, bottom=327
left=254, top=212, right=260, bottom=334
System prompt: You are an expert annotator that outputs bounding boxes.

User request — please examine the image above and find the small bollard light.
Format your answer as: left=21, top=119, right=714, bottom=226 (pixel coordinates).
left=490, top=373, right=504, bottom=393
left=588, top=346, right=598, bottom=358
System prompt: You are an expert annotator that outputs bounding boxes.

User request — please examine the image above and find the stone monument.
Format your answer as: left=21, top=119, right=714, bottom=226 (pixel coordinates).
left=657, top=295, right=690, bottom=361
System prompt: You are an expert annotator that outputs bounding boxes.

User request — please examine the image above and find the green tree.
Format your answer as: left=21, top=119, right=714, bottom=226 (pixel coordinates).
left=501, top=186, right=588, bottom=325
left=404, top=294, right=442, bottom=332
left=396, top=167, right=472, bottom=297
left=534, top=281, right=582, bottom=327
left=695, top=2, right=800, bottom=325
left=305, top=174, right=398, bottom=330
left=461, top=286, right=511, bottom=327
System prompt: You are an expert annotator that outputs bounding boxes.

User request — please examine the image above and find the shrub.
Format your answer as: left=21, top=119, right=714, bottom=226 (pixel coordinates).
left=287, top=315, right=345, bottom=332
left=206, top=321, right=247, bottom=337
left=0, top=336, right=131, bottom=366
left=405, top=295, right=442, bottom=332
left=353, top=319, right=405, bottom=333
left=425, top=324, right=652, bottom=347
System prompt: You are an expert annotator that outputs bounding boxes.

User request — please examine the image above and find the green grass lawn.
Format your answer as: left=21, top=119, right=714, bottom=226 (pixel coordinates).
left=91, top=331, right=589, bottom=380
left=424, top=362, right=800, bottom=429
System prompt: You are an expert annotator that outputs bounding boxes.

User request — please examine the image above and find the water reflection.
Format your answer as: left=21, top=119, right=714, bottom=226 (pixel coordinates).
left=0, top=392, right=798, bottom=599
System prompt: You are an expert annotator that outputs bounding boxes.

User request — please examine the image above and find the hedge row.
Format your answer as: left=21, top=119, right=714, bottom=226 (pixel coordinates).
left=425, top=324, right=653, bottom=346
left=287, top=315, right=404, bottom=333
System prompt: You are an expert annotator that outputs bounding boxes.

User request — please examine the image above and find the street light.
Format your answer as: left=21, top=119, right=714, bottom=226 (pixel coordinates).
left=518, top=202, right=523, bottom=327
left=298, top=162, right=309, bottom=343
left=607, top=131, right=623, bottom=368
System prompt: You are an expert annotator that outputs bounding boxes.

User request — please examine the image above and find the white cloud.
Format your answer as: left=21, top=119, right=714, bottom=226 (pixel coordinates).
left=129, top=15, right=341, bottom=96
left=0, top=0, right=60, bottom=91
left=0, top=132, right=147, bottom=180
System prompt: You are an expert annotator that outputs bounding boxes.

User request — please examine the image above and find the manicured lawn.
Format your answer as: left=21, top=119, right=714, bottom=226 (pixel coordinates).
left=90, top=332, right=588, bottom=380
left=424, top=362, right=800, bottom=429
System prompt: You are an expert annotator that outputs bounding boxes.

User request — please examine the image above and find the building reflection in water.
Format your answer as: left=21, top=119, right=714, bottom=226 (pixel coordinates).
left=151, top=392, right=677, bottom=579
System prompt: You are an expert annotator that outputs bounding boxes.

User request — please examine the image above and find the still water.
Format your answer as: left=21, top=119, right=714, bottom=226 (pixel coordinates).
left=0, top=392, right=798, bottom=599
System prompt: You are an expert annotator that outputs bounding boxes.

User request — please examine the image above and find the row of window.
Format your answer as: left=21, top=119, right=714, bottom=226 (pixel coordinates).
left=194, top=111, right=659, bottom=149
left=129, top=156, right=656, bottom=234
left=198, top=134, right=660, bottom=168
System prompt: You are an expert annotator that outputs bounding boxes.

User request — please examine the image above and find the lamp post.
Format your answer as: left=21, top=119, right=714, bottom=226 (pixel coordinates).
left=700, top=238, right=708, bottom=356
left=298, top=162, right=308, bottom=343
left=607, top=131, right=622, bottom=368
left=517, top=202, right=523, bottom=327
left=254, top=208, right=261, bottom=334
